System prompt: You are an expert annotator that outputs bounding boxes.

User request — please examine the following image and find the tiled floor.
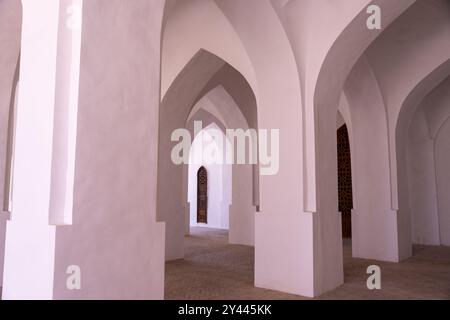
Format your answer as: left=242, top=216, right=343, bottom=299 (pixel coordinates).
left=165, top=227, right=450, bottom=300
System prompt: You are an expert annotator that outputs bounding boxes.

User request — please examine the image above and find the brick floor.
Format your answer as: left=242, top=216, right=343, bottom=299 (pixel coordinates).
left=165, top=227, right=450, bottom=300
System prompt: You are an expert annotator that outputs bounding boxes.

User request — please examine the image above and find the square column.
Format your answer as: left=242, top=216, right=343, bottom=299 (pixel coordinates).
left=2, top=0, right=62, bottom=300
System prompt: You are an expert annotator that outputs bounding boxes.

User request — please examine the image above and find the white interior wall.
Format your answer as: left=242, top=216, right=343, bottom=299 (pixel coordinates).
left=279, top=0, right=415, bottom=294
left=366, top=0, right=450, bottom=260
left=407, top=108, right=440, bottom=245
left=395, top=61, right=450, bottom=259
left=344, top=56, right=399, bottom=262
left=406, top=110, right=450, bottom=247
left=2, top=0, right=60, bottom=299
left=435, top=119, right=450, bottom=245
left=52, top=0, right=166, bottom=299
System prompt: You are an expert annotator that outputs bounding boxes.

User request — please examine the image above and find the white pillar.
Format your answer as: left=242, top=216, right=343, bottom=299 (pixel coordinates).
left=2, top=0, right=81, bottom=299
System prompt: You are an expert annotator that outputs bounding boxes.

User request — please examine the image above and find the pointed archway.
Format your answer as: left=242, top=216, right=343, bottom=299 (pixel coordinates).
left=158, top=49, right=258, bottom=261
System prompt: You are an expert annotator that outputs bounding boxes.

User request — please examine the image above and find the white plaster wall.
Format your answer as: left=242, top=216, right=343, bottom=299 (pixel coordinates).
left=277, top=0, right=415, bottom=294
left=52, top=0, right=166, bottom=299
left=281, top=0, right=415, bottom=215
left=407, top=109, right=440, bottom=245
left=161, top=0, right=257, bottom=99
left=436, top=119, right=450, bottom=246
left=0, top=77, right=17, bottom=288
left=365, top=0, right=450, bottom=260
left=312, top=0, right=416, bottom=269
left=311, top=0, right=450, bottom=261
left=2, top=0, right=60, bottom=299
left=404, top=76, right=450, bottom=247
left=3, top=0, right=448, bottom=300
left=188, top=126, right=231, bottom=230
left=395, top=60, right=450, bottom=259
left=344, top=56, right=398, bottom=262
left=282, top=0, right=372, bottom=214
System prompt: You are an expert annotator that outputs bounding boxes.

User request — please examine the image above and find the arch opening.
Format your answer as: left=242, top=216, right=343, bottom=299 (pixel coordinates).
left=398, top=76, right=450, bottom=248
left=158, top=37, right=259, bottom=300
left=157, top=47, right=258, bottom=258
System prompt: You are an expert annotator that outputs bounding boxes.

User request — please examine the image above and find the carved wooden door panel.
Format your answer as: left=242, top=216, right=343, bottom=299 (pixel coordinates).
left=197, top=166, right=208, bottom=224
left=337, top=125, right=353, bottom=238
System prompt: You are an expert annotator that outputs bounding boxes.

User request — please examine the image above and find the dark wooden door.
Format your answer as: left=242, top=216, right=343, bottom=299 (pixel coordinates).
left=197, top=166, right=208, bottom=223
left=337, top=125, right=353, bottom=238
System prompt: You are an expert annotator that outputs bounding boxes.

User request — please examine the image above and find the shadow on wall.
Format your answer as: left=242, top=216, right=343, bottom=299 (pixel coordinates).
left=0, top=0, right=22, bottom=290
left=406, top=77, right=450, bottom=246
